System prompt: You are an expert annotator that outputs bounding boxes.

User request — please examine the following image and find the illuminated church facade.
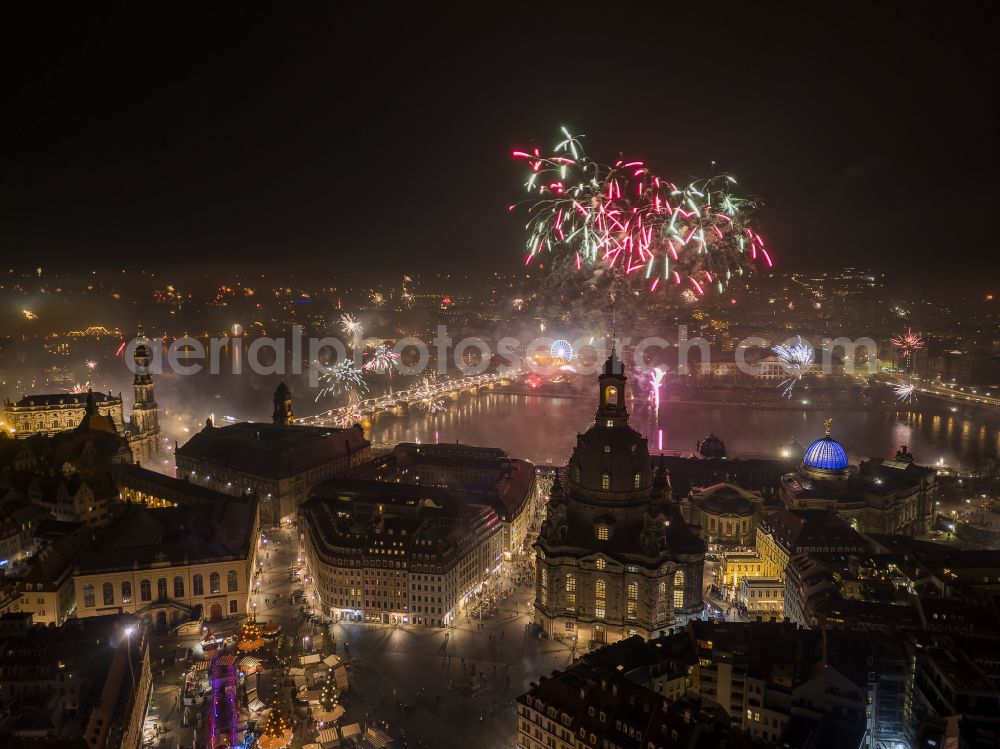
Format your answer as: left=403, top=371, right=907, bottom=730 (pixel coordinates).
left=533, top=347, right=705, bottom=645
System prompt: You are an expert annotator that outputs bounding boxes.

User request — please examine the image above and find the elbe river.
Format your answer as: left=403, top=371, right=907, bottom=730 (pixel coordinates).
left=364, top=392, right=1000, bottom=471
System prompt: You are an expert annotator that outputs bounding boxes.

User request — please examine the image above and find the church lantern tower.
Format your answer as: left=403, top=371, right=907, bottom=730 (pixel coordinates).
left=129, top=324, right=160, bottom=464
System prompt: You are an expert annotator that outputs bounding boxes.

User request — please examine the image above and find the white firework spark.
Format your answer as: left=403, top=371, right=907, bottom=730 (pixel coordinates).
left=413, top=379, right=447, bottom=413
left=649, top=367, right=666, bottom=409
left=773, top=336, right=814, bottom=399
left=339, top=314, right=364, bottom=349
left=893, top=380, right=916, bottom=403
left=314, top=360, right=369, bottom=402
left=85, top=360, right=98, bottom=371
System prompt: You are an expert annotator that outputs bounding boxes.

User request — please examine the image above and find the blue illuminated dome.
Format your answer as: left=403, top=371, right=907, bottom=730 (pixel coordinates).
left=803, top=436, right=849, bottom=471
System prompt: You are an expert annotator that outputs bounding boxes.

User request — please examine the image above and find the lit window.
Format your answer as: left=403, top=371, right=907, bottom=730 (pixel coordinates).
left=601, top=473, right=610, bottom=490
left=566, top=574, right=576, bottom=610
left=605, top=386, right=618, bottom=405
left=606, top=420, right=614, bottom=427
left=604, top=445, right=611, bottom=454
left=674, top=570, right=685, bottom=610
left=596, top=557, right=606, bottom=570
left=596, top=525, right=609, bottom=541
left=633, top=472, right=641, bottom=488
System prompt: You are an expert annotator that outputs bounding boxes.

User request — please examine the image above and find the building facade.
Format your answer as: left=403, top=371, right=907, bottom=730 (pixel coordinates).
left=689, top=483, right=761, bottom=550
left=73, top=497, right=259, bottom=632
left=3, top=390, right=126, bottom=436
left=14, top=522, right=93, bottom=625
left=534, top=348, right=705, bottom=645
left=300, top=482, right=504, bottom=627
left=756, top=508, right=868, bottom=580
left=0, top=500, right=48, bottom=569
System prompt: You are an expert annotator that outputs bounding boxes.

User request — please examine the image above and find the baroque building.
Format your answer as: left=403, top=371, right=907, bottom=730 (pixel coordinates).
left=175, top=383, right=371, bottom=527
left=1, top=325, right=161, bottom=466
left=533, top=347, right=705, bottom=645
left=779, top=420, right=937, bottom=535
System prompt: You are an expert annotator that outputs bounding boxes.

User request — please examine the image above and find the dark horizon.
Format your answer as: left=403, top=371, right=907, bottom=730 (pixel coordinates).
left=3, top=6, right=997, bottom=285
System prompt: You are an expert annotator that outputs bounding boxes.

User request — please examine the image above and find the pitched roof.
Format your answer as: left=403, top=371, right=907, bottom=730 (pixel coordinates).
left=176, top=422, right=368, bottom=479
left=76, top=496, right=257, bottom=573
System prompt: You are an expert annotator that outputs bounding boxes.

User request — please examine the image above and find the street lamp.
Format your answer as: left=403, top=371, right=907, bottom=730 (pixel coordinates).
left=124, top=625, right=136, bottom=693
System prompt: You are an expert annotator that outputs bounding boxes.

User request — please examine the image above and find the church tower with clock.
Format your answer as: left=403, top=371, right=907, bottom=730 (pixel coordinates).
left=533, top=344, right=705, bottom=644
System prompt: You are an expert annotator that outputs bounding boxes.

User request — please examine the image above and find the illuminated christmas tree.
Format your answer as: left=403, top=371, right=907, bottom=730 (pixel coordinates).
left=257, top=702, right=293, bottom=749
left=238, top=614, right=265, bottom=652
left=319, top=674, right=337, bottom=711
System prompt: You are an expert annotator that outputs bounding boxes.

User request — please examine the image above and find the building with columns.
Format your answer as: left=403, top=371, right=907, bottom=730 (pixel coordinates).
left=533, top=346, right=705, bottom=645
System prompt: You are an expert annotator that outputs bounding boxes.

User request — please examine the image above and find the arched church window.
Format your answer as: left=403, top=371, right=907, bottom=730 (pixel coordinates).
left=674, top=570, right=685, bottom=610
left=605, top=386, right=618, bottom=405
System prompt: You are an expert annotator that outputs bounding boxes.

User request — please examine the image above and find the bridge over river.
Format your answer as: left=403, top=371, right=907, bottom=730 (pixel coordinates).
left=295, top=371, right=519, bottom=428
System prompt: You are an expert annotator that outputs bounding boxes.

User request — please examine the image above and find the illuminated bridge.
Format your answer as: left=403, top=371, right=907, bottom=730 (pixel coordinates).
left=295, top=371, right=518, bottom=427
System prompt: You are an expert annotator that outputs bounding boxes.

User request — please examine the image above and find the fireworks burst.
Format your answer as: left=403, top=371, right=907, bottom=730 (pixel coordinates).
left=416, top=390, right=447, bottom=413
left=85, top=360, right=97, bottom=371
left=511, top=127, right=770, bottom=299
left=649, top=367, right=667, bottom=410
left=340, top=314, right=364, bottom=349
left=773, top=336, right=814, bottom=399
left=369, top=291, right=386, bottom=308
left=314, top=360, right=369, bottom=402
left=893, top=380, right=917, bottom=403
left=891, top=328, right=924, bottom=367
left=362, top=343, right=400, bottom=373
left=400, top=276, right=415, bottom=308
left=335, top=403, right=364, bottom=428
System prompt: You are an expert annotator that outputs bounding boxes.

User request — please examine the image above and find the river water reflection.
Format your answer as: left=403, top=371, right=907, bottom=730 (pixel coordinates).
left=367, top=392, right=1000, bottom=471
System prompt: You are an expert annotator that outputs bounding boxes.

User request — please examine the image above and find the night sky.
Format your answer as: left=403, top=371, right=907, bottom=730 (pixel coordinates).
left=3, top=6, right=997, bottom=282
